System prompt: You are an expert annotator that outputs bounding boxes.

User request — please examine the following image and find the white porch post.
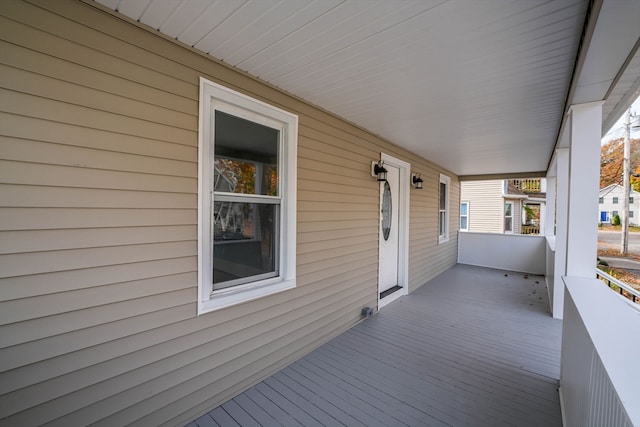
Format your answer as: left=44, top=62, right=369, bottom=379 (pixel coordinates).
left=565, top=102, right=602, bottom=277
left=544, top=177, right=556, bottom=237
left=550, top=101, right=602, bottom=319
left=553, top=149, right=569, bottom=319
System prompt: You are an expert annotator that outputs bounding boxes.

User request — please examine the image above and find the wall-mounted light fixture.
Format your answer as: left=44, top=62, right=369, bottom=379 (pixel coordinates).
left=412, top=173, right=424, bottom=189
left=371, top=160, right=388, bottom=181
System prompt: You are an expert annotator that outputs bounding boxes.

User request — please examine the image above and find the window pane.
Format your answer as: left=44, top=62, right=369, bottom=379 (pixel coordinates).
left=214, top=111, right=279, bottom=196
left=599, top=197, right=604, bottom=204
left=505, top=217, right=513, bottom=232
left=505, top=203, right=512, bottom=216
left=460, top=217, right=468, bottom=230
left=460, top=202, right=468, bottom=216
left=439, top=183, right=446, bottom=209
left=439, top=211, right=446, bottom=235
left=613, top=197, right=618, bottom=204
left=213, top=202, right=278, bottom=288
left=630, top=197, right=634, bottom=204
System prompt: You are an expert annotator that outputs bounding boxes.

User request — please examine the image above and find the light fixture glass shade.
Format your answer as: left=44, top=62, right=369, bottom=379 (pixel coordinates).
left=372, top=160, right=388, bottom=181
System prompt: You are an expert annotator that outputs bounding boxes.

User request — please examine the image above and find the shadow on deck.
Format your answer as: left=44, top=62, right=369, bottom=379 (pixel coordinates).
left=189, top=264, right=563, bottom=427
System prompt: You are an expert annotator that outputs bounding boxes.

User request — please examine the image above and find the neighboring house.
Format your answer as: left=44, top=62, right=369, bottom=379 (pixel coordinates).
left=460, top=179, right=545, bottom=234
left=598, top=184, right=640, bottom=225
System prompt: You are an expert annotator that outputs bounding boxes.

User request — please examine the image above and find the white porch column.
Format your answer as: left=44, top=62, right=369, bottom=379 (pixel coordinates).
left=565, top=102, right=602, bottom=277
left=544, top=177, right=556, bottom=237
left=553, top=149, right=569, bottom=319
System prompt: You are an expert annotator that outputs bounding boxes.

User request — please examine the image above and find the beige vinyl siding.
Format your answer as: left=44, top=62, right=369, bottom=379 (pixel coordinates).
left=0, top=1, right=458, bottom=426
left=460, top=180, right=505, bottom=233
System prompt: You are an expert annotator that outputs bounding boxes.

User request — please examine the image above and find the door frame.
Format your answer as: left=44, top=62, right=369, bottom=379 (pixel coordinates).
left=378, top=152, right=410, bottom=309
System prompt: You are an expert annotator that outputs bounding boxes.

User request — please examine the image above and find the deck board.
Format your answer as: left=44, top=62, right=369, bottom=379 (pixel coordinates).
left=199, top=264, right=562, bottom=427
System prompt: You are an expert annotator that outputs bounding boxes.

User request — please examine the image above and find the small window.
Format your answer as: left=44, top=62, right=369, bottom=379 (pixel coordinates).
left=599, top=197, right=604, bottom=204
left=630, top=197, right=634, bottom=204
left=460, top=202, right=469, bottom=231
left=198, top=78, right=298, bottom=314
left=613, top=197, right=619, bottom=204
left=504, top=202, right=514, bottom=233
left=612, top=210, right=619, bottom=217
left=630, top=211, right=634, bottom=218
left=439, top=174, right=450, bottom=243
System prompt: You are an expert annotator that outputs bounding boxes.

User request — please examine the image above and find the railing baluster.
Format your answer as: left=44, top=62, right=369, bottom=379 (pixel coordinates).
left=596, top=268, right=640, bottom=305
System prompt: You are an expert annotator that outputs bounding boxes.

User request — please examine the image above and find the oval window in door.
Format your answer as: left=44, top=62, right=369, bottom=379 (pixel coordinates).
left=382, top=181, right=392, bottom=241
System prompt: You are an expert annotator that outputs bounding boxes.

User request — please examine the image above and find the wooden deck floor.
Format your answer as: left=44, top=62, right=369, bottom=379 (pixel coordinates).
left=188, top=264, right=563, bottom=427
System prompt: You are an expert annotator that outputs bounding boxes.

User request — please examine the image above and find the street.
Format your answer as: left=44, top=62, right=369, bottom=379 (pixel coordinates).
left=597, top=230, right=640, bottom=255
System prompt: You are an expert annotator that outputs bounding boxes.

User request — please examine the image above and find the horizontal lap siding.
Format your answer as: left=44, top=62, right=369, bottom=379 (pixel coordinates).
left=409, top=171, right=460, bottom=291
left=460, top=180, right=505, bottom=233
left=0, top=1, right=458, bottom=426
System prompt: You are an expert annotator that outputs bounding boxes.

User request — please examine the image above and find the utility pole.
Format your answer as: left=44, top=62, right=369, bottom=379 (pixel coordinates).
left=621, top=107, right=631, bottom=254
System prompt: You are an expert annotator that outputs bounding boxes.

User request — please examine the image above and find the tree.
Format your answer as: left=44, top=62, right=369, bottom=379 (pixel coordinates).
left=631, top=164, right=640, bottom=192
left=600, top=137, right=640, bottom=189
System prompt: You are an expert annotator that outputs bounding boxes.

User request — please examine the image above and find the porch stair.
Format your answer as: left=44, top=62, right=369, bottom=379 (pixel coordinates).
left=188, top=264, right=562, bottom=427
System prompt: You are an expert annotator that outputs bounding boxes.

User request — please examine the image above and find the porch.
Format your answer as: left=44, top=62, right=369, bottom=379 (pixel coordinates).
left=189, top=264, right=562, bottom=427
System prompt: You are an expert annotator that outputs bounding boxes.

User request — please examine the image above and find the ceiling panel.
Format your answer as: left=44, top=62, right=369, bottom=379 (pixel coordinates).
left=94, top=0, right=636, bottom=177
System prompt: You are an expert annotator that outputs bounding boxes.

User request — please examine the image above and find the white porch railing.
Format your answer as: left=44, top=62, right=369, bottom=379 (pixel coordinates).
left=457, top=231, right=546, bottom=274
left=596, top=268, right=640, bottom=304
left=510, top=178, right=542, bottom=193
left=561, top=277, right=639, bottom=427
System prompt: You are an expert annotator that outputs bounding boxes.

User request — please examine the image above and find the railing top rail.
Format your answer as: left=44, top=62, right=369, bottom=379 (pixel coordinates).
left=596, top=268, right=640, bottom=303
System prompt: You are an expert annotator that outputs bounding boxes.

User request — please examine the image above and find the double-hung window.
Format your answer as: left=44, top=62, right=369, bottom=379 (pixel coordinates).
left=439, top=174, right=450, bottom=243
left=504, top=202, right=514, bottom=233
left=198, top=78, right=298, bottom=314
left=460, top=201, right=469, bottom=231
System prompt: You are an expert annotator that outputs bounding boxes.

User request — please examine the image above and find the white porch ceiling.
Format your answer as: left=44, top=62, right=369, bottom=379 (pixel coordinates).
left=94, top=0, right=640, bottom=177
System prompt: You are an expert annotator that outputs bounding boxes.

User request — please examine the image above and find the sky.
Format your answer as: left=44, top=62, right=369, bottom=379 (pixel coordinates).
left=601, top=94, right=640, bottom=144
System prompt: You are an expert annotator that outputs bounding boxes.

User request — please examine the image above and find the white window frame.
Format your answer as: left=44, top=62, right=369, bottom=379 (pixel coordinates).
left=460, top=201, right=469, bottom=232
left=438, top=174, right=450, bottom=244
left=198, top=77, right=297, bottom=315
left=613, top=197, right=619, bottom=204
left=504, top=201, right=514, bottom=234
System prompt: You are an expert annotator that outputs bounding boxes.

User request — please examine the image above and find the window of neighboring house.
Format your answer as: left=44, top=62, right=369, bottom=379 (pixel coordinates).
left=439, top=174, right=450, bottom=243
left=612, top=210, right=619, bottom=217
left=198, top=77, right=298, bottom=314
left=630, top=197, right=634, bottom=204
left=613, top=197, right=619, bottom=204
left=599, top=197, right=604, bottom=204
left=460, top=201, right=469, bottom=231
left=504, top=202, right=514, bottom=233
left=630, top=211, right=634, bottom=218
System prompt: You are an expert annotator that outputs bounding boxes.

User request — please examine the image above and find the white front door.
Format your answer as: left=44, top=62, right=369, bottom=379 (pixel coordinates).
left=379, top=163, right=400, bottom=296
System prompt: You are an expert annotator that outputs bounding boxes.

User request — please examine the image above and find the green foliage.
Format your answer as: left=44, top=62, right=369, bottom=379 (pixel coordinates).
left=612, top=214, right=621, bottom=226
left=523, top=205, right=535, bottom=220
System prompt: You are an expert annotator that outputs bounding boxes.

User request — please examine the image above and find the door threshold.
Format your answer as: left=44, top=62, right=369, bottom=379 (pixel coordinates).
left=379, top=286, right=403, bottom=308
left=380, top=285, right=402, bottom=299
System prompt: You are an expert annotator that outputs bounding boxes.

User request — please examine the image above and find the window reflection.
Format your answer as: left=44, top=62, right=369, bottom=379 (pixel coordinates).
left=212, top=111, right=281, bottom=290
